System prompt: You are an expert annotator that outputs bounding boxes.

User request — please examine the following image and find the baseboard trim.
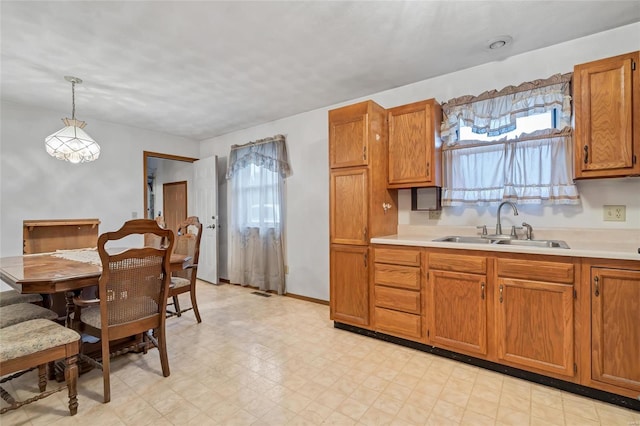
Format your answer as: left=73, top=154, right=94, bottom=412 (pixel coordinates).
left=334, top=322, right=640, bottom=412
left=285, top=293, right=329, bottom=305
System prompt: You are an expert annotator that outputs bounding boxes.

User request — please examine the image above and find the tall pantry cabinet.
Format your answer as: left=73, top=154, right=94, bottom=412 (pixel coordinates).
left=329, top=100, right=398, bottom=327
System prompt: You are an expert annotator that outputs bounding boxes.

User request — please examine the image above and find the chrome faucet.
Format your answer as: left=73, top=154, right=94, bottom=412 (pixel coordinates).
left=496, top=201, right=518, bottom=236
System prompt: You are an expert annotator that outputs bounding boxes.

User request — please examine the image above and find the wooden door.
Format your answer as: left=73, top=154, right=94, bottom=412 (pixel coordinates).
left=163, top=181, right=187, bottom=236
left=330, top=168, right=368, bottom=245
left=428, top=270, right=487, bottom=356
left=388, top=99, right=441, bottom=188
left=574, top=51, right=640, bottom=178
left=329, top=110, right=368, bottom=169
left=496, top=278, right=574, bottom=377
left=330, top=245, right=369, bottom=326
left=591, top=268, right=640, bottom=392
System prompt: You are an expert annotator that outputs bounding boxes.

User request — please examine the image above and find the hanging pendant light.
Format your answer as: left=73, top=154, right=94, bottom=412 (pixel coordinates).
left=45, top=76, right=100, bottom=163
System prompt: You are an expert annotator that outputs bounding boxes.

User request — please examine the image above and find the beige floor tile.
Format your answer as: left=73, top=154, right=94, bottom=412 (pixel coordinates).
left=460, top=408, right=495, bottom=426
left=430, top=399, right=465, bottom=423
left=396, top=400, right=433, bottom=424
left=12, top=283, right=638, bottom=426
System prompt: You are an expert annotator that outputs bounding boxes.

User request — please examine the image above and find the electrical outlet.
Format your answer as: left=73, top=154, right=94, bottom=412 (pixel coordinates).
left=131, top=211, right=138, bottom=219
left=284, top=265, right=289, bottom=274
left=603, top=205, right=626, bottom=222
left=429, top=210, right=441, bottom=220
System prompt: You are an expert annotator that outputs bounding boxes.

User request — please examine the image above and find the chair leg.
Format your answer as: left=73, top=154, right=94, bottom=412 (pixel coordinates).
left=172, top=296, right=182, bottom=317
left=64, top=353, right=79, bottom=415
left=101, top=338, right=111, bottom=403
left=156, top=327, right=170, bottom=378
left=37, top=364, right=47, bottom=392
left=190, top=287, right=202, bottom=323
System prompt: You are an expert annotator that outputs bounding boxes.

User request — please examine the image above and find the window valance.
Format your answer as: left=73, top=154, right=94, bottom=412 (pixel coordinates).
left=226, top=134, right=292, bottom=179
left=441, top=73, right=572, bottom=145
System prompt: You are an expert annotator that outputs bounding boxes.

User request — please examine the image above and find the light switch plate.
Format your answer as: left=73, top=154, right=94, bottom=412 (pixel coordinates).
left=603, top=205, right=626, bottom=222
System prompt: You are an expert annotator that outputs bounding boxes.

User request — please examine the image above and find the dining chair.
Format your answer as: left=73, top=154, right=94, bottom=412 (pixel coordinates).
left=72, top=219, right=174, bottom=403
left=167, top=216, right=202, bottom=323
left=0, top=289, right=43, bottom=307
left=0, top=318, right=80, bottom=415
left=0, top=302, right=58, bottom=328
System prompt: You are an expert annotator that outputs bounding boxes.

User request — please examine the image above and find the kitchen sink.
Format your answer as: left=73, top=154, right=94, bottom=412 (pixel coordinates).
left=432, top=235, right=570, bottom=249
left=432, top=236, right=493, bottom=244
left=494, top=239, right=570, bottom=249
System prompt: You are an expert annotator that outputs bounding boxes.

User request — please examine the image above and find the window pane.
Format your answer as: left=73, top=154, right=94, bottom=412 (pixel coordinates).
left=459, top=111, right=553, bottom=142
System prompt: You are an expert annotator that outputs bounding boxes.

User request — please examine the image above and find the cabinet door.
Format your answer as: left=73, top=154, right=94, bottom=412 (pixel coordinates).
left=330, top=245, right=369, bottom=326
left=388, top=100, right=441, bottom=188
left=330, top=168, right=368, bottom=245
left=329, top=114, right=368, bottom=169
left=591, top=268, right=640, bottom=392
left=428, top=270, right=487, bottom=356
left=574, top=52, right=640, bottom=178
left=496, top=278, right=574, bottom=377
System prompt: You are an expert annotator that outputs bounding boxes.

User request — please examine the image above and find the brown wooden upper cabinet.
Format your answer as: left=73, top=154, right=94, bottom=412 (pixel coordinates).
left=574, top=51, right=640, bottom=178
left=387, top=99, right=442, bottom=188
left=330, top=102, right=381, bottom=169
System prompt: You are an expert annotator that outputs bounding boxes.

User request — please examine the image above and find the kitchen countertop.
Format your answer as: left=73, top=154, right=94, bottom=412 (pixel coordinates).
left=371, top=226, right=640, bottom=261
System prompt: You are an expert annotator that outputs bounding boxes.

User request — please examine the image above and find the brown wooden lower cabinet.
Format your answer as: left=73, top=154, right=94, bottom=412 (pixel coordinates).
left=496, top=277, right=575, bottom=377
left=589, top=266, right=640, bottom=394
left=429, top=269, right=488, bottom=356
left=337, top=245, right=640, bottom=404
left=330, top=245, right=370, bottom=327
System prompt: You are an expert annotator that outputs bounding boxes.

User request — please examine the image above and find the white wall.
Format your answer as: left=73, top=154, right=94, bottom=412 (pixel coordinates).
left=200, top=23, right=640, bottom=302
left=0, top=101, right=200, bottom=258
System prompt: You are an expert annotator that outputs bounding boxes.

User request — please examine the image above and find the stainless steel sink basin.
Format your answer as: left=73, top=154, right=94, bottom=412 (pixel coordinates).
left=494, top=239, right=570, bottom=249
left=432, top=235, right=569, bottom=249
left=432, top=236, right=493, bottom=244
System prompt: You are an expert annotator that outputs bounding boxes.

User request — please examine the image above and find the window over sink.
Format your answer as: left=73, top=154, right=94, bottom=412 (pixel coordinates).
left=440, top=73, right=579, bottom=207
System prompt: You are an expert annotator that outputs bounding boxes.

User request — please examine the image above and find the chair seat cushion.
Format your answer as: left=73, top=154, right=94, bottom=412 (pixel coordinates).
left=0, top=303, right=58, bottom=328
left=80, top=297, right=160, bottom=329
left=0, top=318, right=80, bottom=362
left=170, top=277, right=190, bottom=289
left=0, top=290, right=42, bottom=307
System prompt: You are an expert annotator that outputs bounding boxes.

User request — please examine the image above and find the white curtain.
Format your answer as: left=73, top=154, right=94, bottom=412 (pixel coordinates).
left=441, top=73, right=579, bottom=206
left=226, top=135, right=291, bottom=294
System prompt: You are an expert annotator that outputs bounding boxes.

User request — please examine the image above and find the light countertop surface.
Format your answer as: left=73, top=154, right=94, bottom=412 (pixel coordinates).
left=371, top=226, right=640, bottom=261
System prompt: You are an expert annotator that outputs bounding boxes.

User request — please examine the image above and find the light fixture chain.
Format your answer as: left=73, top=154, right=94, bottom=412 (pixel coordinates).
left=71, top=81, right=76, bottom=120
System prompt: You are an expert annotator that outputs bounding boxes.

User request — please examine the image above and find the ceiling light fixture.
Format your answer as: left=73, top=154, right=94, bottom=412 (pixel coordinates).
left=45, top=76, right=100, bottom=163
left=487, top=35, right=513, bottom=50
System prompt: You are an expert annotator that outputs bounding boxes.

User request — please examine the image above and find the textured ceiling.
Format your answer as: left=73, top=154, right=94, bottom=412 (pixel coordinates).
left=2, top=1, right=640, bottom=141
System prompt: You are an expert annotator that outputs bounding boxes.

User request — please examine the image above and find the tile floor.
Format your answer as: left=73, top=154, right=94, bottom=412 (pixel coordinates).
left=2, top=282, right=639, bottom=425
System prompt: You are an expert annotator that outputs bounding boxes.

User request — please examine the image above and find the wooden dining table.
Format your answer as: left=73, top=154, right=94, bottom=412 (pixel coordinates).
left=0, top=249, right=189, bottom=295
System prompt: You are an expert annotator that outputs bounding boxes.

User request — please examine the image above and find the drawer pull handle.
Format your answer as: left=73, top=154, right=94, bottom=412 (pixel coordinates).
left=363, top=252, right=368, bottom=268
left=481, top=282, right=485, bottom=300
left=594, top=276, right=599, bottom=297
left=499, top=284, right=503, bottom=303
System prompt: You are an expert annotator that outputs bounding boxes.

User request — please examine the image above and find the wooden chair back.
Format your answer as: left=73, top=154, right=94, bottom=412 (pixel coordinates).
left=97, top=219, right=174, bottom=339
left=172, top=216, right=203, bottom=284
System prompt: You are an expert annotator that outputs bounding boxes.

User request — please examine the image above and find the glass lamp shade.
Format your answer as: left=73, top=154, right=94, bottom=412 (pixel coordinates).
left=45, top=119, right=100, bottom=164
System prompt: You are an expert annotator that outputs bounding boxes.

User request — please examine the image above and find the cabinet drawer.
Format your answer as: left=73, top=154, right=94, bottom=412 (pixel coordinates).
left=497, top=258, right=574, bottom=284
left=429, top=253, right=486, bottom=274
left=374, top=263, right=421, bottom=290
left=375, top=285, right=421, bottom=314
left=374, top=247, right=421, bottom=266
left=375, top=307, right=422, bottom=339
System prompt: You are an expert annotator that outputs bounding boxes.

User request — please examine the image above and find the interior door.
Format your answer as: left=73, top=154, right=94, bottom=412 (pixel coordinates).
left=194, top=156, right=219, bottom=284
left=163, top=181, right=187, bottom=235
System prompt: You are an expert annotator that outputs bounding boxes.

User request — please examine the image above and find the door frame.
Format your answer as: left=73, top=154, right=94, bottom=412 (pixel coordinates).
left=143, top=151, right=198, bottom=221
